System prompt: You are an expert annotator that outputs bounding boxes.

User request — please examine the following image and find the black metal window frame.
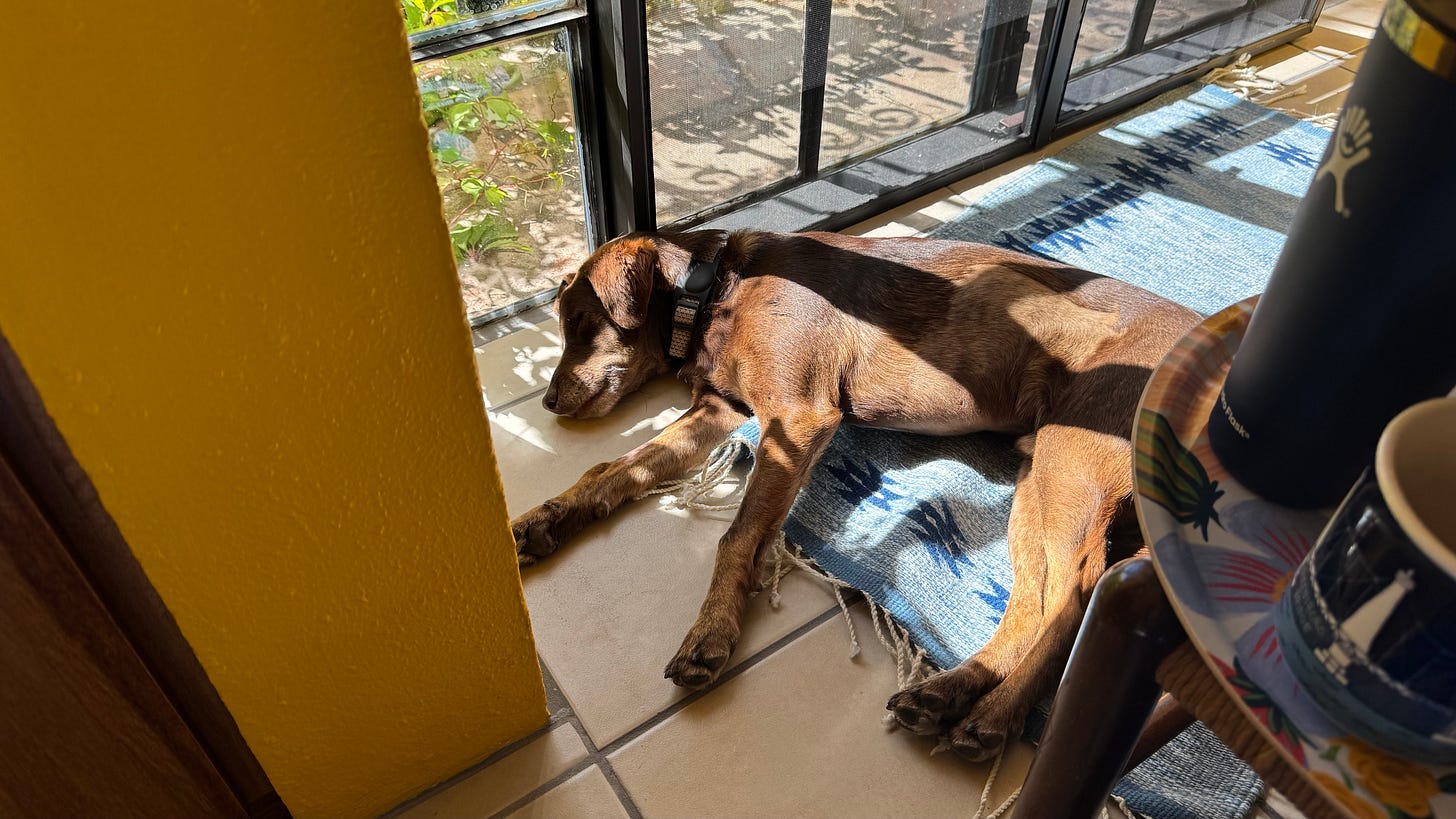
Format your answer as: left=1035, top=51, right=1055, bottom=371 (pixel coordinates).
left=411, top=0, right=1325, bottom=324
left=697, top=0, right=1327, bottom=235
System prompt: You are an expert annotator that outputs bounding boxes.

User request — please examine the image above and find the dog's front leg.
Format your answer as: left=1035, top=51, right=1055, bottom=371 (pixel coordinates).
left=512, top=392, right=746, bottom=565
left=665, top=407, right=842, bottom=687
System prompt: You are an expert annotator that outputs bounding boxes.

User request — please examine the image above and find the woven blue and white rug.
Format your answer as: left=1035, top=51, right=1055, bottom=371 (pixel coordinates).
left=677, top=84, right=1330, bottom=819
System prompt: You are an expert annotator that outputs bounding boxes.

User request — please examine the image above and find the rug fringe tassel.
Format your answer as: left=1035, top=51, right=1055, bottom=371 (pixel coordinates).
left=638, top=435, right=753, bottom=511
left=761, top=534, right=937, bottom=693
left=1203, top=52, right=1337, bottom=129
left=1111, top=792, right=1146, bottom=819
left=644, top=441, right=936, bottom=689
left=972, top=747, right=1023, bottom=819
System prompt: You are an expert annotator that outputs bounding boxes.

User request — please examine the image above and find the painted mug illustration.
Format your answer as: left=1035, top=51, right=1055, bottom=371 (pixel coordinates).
left=1276, top=399, right=1456, bottom=763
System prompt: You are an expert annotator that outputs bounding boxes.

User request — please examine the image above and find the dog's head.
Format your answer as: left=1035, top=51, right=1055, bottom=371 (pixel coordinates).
left=543, top=234, right=681, bottom=418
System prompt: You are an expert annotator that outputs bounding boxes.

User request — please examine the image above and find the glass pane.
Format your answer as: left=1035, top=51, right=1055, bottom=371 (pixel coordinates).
left=821, top=0, right=975, bottom=168
left=402, top=0, right=576, bottom=37
left=1147, top=0, right=1246, bottom=44
left=1070, top=0, right=1134, bottom=72
left=648, top=0, right=805, bottom=224
left=1070, top=0, right=1252, bottom=73
left=416, top=29, right=588, bottom=320
left=1062, top=0, right=1313, bottom=116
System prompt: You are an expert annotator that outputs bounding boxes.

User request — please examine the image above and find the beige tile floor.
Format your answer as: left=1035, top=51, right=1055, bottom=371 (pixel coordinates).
left=386, top=10, right=1369, bottom=819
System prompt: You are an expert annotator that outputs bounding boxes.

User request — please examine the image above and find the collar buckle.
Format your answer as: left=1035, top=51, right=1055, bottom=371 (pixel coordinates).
left=667, top=253, right=721, bottom=360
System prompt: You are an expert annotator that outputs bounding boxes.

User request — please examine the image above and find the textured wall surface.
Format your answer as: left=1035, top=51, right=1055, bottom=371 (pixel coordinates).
left=0, top=3, right=546, bottom=815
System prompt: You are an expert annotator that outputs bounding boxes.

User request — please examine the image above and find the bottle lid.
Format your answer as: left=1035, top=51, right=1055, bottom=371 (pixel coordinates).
left=1385, top=0, right=1456, bottom=80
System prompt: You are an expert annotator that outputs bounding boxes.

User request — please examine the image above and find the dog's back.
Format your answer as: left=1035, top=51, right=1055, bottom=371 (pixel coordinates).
left=702, top=231, right=1198, bottom=439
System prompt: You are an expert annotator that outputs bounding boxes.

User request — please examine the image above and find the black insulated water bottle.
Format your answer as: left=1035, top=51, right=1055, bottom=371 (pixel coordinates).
left=1206, top=0, right=1456, bottom=509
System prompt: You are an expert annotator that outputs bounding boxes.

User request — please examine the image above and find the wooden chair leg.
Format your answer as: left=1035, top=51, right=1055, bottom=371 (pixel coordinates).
left=1128, top=695, right=1195, bottom=771
left=1013, top=557, right=1186, bottom=819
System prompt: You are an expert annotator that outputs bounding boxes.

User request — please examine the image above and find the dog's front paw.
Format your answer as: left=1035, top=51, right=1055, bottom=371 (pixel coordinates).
left=511, top=501, right=567, bottom=566
left=885, top=663, right=996, bottom=735
left=664, top=622, right=737, bottom=688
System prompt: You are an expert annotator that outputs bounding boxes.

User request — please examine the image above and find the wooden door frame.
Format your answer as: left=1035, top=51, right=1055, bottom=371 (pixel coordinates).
left=0, top=331, right=288, bottom=819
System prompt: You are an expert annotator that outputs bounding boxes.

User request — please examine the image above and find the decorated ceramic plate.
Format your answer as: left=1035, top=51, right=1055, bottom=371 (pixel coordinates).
left=1134, top=297, right=1456, bottom=819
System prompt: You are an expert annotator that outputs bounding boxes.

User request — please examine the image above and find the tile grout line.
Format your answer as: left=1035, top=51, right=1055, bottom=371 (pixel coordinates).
left=598, top=602, right=848, bottom=758
left=568, top=717, right=645, bottom=819
left=381, top=658, right=576, bottom=818
left=484, top=756, right=599, bottom=819
left=547, top=603, right=848, bottom=818
left=474, top=602, right=846, bottom=817
left=378, top=719, right=559, bottom=818
left=487, top=385, right=550, bottom=414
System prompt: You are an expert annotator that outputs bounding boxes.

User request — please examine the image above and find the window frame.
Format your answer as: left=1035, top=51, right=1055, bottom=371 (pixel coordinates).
left=407, top=2, right=607, bottom=326
left=406, top=0, right=1327, bottom=325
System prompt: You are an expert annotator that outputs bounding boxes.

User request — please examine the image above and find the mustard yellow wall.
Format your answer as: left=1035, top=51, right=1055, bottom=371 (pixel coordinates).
left=0, top=3, right=546, bottom=815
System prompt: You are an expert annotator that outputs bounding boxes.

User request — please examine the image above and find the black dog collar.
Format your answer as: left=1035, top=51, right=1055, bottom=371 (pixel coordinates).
left=667, top=252, right=722, bottom=360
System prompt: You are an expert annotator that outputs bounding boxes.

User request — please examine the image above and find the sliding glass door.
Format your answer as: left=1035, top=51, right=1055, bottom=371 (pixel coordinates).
left=400, top=0, right=1324, bottom=324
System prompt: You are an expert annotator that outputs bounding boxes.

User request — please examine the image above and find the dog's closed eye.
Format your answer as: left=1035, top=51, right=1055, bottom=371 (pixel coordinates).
left=561, top=315, right=584, bottom=341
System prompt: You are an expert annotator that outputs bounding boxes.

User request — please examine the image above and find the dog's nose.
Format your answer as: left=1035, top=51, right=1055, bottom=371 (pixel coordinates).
left=543, top=384, right=559, bottom=412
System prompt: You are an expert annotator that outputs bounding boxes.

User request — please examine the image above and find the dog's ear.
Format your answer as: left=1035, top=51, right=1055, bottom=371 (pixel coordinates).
left=585, top=238, right=665, bottom=330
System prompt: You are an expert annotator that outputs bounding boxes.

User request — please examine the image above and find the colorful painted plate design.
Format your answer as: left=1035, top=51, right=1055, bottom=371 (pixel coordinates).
left=1135, top=297, right=1456, bottom=819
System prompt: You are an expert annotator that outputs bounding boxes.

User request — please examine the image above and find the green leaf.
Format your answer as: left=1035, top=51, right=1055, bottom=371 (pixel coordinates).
left=482, top=185, right=509, bottom=207
left=459, top=177, right=485, bottom=197
left=483, top=96, right=524, bottom=126
left=435, top=146, right=463, bottom=165
left=446, top=102, right=480, bottom=133
left=402, top=1, right=424, bottom=30
left=534, top=120, right=570, bottom=145
left=1135, top=409, right=1224, bottom=540
left=449, top=215, right=530, bottom=259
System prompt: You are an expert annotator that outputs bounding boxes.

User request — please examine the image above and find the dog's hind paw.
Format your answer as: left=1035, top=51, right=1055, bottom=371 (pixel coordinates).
left=886, top=664, right=995, bottom=736
left=945, top=691, right=1028, bottom=762
left=886, top=686, right=954, bottom=736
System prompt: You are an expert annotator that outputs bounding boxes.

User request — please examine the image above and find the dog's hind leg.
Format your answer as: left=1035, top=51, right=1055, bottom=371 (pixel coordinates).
left=942, top=424, right=1130, bottom=761
left=664, top=407, right=841, bottom=688
left=512, top=390, right=746, bottom=565
left=887, top=442, right=1047, bottom=735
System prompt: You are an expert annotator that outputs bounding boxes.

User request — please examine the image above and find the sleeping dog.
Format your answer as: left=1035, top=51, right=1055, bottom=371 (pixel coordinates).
left=511, top=230, right=1197, bottom=760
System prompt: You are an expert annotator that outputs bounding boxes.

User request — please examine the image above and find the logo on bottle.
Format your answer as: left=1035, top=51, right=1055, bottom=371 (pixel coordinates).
left=1219, top=389, right=1250, bottom=439
left=1315, top=106, right=1372, bottom=218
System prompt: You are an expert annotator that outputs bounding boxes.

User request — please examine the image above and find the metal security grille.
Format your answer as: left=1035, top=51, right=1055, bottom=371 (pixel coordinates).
left=638, top=0, right=1325, bottom=229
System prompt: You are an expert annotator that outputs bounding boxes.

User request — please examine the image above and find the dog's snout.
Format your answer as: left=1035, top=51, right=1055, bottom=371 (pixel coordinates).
left=543, top=383, right=560, bottom=412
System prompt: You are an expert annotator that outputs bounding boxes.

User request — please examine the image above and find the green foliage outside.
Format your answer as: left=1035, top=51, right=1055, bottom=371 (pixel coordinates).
left=403, top=0, right=579, bottom=266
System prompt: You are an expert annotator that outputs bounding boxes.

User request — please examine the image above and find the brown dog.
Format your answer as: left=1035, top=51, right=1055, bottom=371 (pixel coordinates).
left=511, top=229, right=1197, bottom=760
